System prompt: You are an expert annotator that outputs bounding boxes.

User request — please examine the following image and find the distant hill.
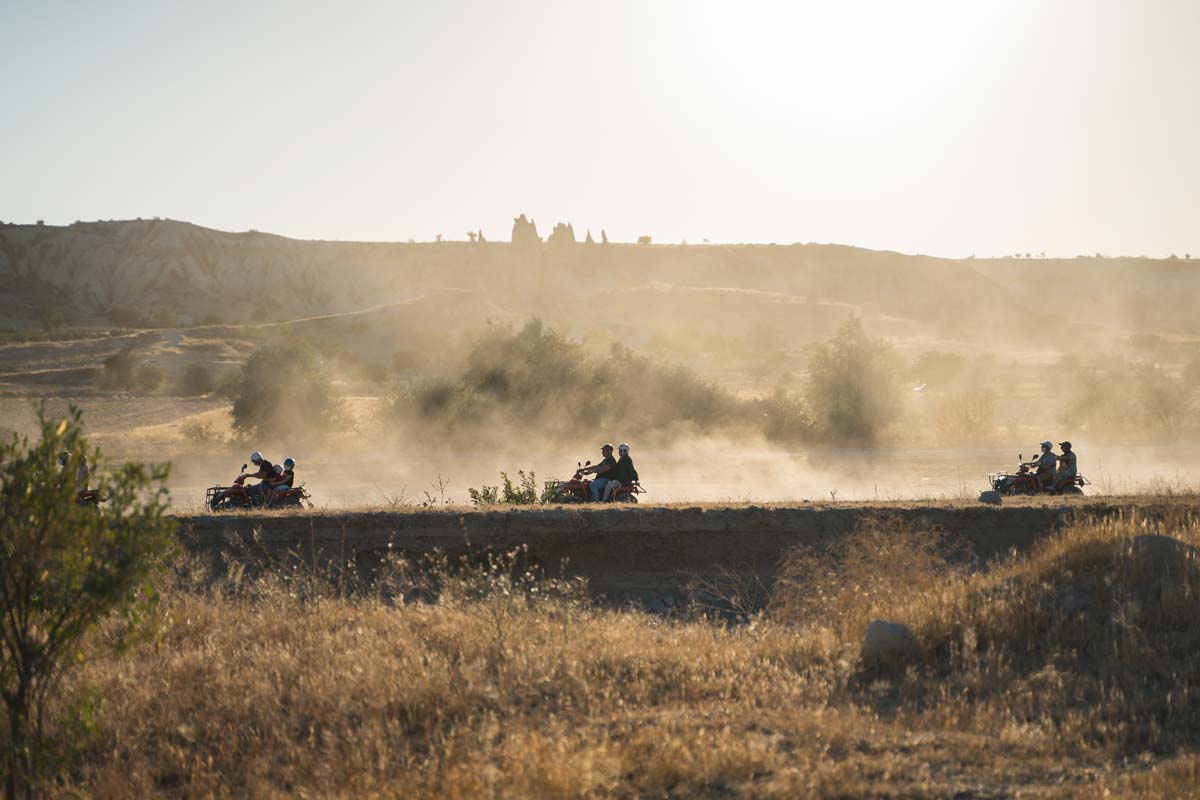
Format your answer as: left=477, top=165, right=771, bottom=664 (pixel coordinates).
left=1, top=219, right=1196, bottom=345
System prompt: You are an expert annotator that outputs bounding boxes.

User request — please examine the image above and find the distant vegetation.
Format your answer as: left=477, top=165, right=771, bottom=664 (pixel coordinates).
left=228, top=343, right=347, bottom=440
left=383, top=318, right=897, bottom=447
left=0, top=408, right=172, bottom=796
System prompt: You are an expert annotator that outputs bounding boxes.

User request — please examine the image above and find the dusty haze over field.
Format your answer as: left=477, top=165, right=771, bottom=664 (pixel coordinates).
left=2, top=2, right=1199, bottom=507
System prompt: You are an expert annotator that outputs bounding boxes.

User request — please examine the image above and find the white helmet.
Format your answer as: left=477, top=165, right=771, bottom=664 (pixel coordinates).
left=274, top=464, right=284, bottom=475
left=58, top=451, right=70, bottom=467
left=283, top=457, right=295, bottom=469
left=250, top=451, right=263, bottom=464
left=618, top=443, right=630, bottom=453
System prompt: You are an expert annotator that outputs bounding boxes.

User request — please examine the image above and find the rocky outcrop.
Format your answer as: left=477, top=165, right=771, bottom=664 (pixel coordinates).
left=547, top=222, right=576, bottom=246
left=511, top=214, right=540, bottom=247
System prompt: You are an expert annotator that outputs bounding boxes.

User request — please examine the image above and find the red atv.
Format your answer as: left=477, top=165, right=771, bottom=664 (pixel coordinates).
left=990, top=454, right=1089, bottom=496
left=549, top=461, right=646, bottom=504
left=207, top=464, right=311, bottom=511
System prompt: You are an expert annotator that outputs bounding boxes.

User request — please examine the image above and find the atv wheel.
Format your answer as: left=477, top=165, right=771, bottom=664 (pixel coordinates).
left=1059, top=486, right=1084, bottom=496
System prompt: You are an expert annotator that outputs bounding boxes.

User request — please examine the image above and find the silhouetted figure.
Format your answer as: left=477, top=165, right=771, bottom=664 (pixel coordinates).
left=511, top=214, right=540, bottom=247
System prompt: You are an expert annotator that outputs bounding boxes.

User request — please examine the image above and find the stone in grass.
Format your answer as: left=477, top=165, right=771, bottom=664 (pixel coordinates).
left=978, top=490, right=1002, bottom=505
left=861, top=620, right=918, bottom=668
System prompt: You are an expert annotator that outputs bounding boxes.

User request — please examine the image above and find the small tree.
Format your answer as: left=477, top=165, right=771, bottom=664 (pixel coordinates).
left=805, top=317, right=900, bottom=443
left=229, top=343, right=346, bottom=440
left=101, top=348, right=139, bottom=389
left=0, top=407, right=173, bottom=797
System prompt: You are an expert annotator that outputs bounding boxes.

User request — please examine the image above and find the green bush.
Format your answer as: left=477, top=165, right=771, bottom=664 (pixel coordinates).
left=386, top=319, right=738, bottom=442
left=101, top=348, right=139, bottom=389
left=136, top=364, right=165, bottom=393
left=229, top=343, right=347, bottom=440
left=0, top=406, right=173, bottom=796
left=804, top=317, right=900, bottom=443
left=468, top=470, right=549, bottom=507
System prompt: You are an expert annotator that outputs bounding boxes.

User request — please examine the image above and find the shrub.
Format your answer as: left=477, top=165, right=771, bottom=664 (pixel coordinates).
left=386, top=319, right=739, bottom=443
left=804, top=317, right=900, bottom=443
left=760, top=386, right=814, bottom=444
left=181, top=419, right=224, bottom=451
left=101, top=348, right=139, bottom=389
left=177, top=363, right=215, bottom=396
left=229, top=343, right=347, bottom=440
left=136, top=364, right=164, bottom=393
left=468, top=470, right=544, bottom=507
left=0, top=406, right=173, bottom=796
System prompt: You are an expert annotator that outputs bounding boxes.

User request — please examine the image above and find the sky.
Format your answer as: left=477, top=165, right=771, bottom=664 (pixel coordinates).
left=2, top=0, right=1197, bottom=257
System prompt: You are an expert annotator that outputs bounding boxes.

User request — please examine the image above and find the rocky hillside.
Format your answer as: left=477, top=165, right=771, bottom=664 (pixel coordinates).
left=1, top=219, right=1197, bottom=346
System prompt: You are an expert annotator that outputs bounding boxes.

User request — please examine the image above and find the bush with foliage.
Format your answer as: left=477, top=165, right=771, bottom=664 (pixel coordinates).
left=804, top=317, right=900, bottom=443
left=0, top=407, right=173, bottom=797
left=228, top=343, right=346, bottom=440
left=387, top=319, right=739, bottom=443
left=136, top=364, right=164, bottom=393
left=100, top=348, right=139, bottom=389
left=468, top=470, right=551, bottom=507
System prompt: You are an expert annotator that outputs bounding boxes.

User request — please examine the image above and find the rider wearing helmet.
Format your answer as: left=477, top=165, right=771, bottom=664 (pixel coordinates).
left=58, top=451, right=90, bottom=491
left=1023, top=441, right=1057, bottom=490
left=1054, top=441, right=1077, bottom=490
left=580, top=443, right=617, bottom=502
left=603, top=443, right=639, bottom=501
left=276, top=457, right=296, bottom=490
left=245, top=451, right=276, bottom=500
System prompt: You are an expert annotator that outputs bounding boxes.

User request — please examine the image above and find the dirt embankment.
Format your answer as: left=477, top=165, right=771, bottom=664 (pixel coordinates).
left=177, top=500, right=1188, bottom=604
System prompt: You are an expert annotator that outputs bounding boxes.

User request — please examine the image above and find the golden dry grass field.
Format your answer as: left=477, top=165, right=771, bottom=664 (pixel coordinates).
left=38, top=506, right=1200, bottom=798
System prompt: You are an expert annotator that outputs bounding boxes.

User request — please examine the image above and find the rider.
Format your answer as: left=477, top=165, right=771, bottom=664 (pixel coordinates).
left=1054, top=441, right=1078, bottom=491
left=245, top=451, right=276, bottom=501
left=603, top=443, right=639, bottom=501
left=266, top=457, right=296, bottom=503
left=1024, top=441, right=1057, bottom=490
left=276, top=457, right=296, bottom=490
left=580, top=443, right=617, bottom=502
left=57, top=451, right=89, bottom=492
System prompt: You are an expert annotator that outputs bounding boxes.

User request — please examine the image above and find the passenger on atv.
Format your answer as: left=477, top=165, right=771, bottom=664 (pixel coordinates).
left=267, top=457, right=296, bottom=503
left=579, top=443, right=617, bottom=502
left=1053, top=441, right=1078, bottom=492
left=602, top=443, right=639, bottom=502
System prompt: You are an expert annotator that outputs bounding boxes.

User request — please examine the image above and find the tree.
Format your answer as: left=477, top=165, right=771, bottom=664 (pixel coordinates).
left=0, top=407, right=173, bottom=798
left=229, top=343, right=346, bottom=440
left=805, top=318, right=900, bottom=443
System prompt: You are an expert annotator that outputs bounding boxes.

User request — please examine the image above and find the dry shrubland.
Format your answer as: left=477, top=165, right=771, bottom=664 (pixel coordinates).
left=28, top=509, right=1199, bottom=797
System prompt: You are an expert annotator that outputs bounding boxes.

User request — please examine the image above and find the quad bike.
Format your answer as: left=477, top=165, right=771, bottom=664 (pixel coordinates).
left=207, top=464, right=311, bottom=511
left=549, top=460, right=646, bottom=504
left=989, top=453, right=1089, bottom=496
left=75, top=489, right=105, bottom=507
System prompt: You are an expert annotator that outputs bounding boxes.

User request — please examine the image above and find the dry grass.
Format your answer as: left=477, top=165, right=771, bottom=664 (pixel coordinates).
left=40, top=508, right=1200, bottom=797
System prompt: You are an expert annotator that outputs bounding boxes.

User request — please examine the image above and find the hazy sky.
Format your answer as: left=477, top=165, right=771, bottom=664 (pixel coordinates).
left=2, top=1, right=1197, bottom=257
